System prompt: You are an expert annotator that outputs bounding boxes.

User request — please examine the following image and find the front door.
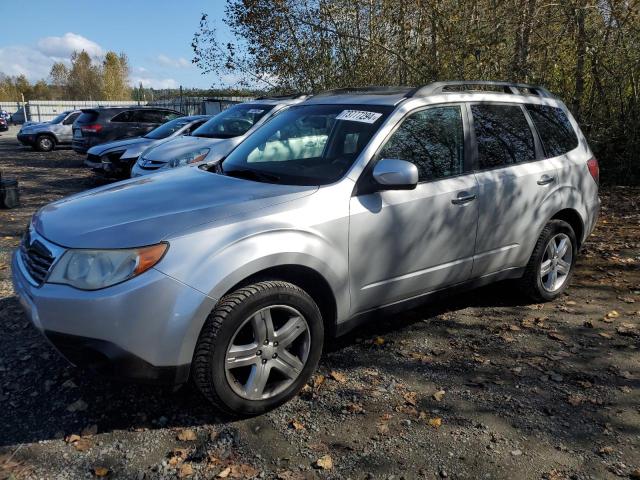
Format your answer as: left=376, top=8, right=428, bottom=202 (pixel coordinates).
left=349, top=104, right=479, bottom=314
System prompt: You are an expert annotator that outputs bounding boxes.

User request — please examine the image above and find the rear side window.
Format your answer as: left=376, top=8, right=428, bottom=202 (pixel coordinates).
left=77, top=111, right=98, bottom=124
left=471, top=104, right=536, bottom=169
left=526, top=105, right=578, bottom=157
left=134, top=110, right=179, bottom=123
left=63, top=112, right=80, bottom=125
left=111, top=111, right=135, bottom=123
left=379, top=106, right=465, bottom=182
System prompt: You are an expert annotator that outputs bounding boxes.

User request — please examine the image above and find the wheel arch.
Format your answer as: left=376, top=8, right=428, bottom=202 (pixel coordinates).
left=220, top=264, right=338, bottom=338
left=550, top=208, right=585, bottom=248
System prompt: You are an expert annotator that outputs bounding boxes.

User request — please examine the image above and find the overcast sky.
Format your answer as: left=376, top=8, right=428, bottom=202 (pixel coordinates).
left=0, top=0, right=232, bottom=89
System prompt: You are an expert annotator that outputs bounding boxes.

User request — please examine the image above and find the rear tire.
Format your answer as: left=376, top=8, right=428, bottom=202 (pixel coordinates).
left=193, top=281, right=324, bottom=416
left=517, top=219, right=577, bottom=302
left=35, top=135, right=55, bottom=152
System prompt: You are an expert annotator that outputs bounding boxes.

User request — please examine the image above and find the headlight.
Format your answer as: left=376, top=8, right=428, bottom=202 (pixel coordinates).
left=168, top=148, right=210, bottom=168
left=48, top=243, right=168, bottom=290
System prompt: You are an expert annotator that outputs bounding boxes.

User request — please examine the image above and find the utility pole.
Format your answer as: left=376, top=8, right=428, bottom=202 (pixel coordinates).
left=21, top=92, right=27, bottom=123
left=180, top=85, right=183, bottom=113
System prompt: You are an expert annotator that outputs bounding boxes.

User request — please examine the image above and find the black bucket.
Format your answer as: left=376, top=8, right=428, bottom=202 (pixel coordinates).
left=0, top=179, right=20, bottom=209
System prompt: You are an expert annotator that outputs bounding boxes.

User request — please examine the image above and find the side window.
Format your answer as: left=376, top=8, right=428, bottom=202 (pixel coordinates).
left=111, top=111, right=135, bottom=123
left=379, top=106, right=464, bottom=182
left=134, top=110, right=164, bottom=123
left=471, top=104, right=536, bottom=169
left=526, top=105, right=578, bottom=157
left=188, top=120, right=206, bottom=134
left=162, top=111, right=181, bottom=122
left=63, top=112, right=80, bottom=125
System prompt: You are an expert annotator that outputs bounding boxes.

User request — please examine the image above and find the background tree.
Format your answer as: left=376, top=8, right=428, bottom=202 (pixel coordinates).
left=193, top=0, right=640, bottom=183
left=102, top=52, right=131, bottom=100
left=66, top=50, right=102, bottom=99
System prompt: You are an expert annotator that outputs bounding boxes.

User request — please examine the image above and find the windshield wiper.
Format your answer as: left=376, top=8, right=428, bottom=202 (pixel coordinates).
left=224, top=168, right=281, bottom=183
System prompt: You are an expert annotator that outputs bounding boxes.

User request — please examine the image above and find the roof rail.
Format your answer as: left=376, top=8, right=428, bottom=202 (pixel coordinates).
left=255, top=93, right=309, bottom=100
left=312, top=86, right=414, bottom=97
left=408, top=81, right=553, bottom=98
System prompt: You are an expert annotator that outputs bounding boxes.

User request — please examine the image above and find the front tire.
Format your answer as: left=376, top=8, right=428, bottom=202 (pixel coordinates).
left=35, top=135, right=55, bottom=152
left=518, top=219, right=577, bottom=302
left=193, top=281, right=324, bottom=415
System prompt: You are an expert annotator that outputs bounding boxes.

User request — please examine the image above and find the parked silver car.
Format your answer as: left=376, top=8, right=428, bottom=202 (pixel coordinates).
left=12, top=81, right=599, bottom=415
left=130, top=96, right=307, bottom=177
left=17, top=110, right=81, bottom=151
left=85, top=115, right=210, bottom=177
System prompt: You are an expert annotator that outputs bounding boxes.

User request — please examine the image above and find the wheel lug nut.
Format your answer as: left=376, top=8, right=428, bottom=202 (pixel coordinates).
left=264, top=340, right=269, bottom=345
left=273, top=342, right=278, bottom=347
left=256, top=350, right=262, bottom=356
left=272, top=353, right=278, bottom=358
left=262, top=359, right=267, bottom=364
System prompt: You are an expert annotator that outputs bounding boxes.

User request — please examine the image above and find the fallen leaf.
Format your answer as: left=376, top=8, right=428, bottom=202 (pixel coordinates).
left=345, top=403, right=364, bottom=414
left=629, top=468, right=640, bottom=480
left=93, top=466, right=109, bottom=477
left=432, top=389, right=446, bottom=402
left=218, top=467, right=231, bottom=478
left=229, top=464, right=259, bottom=478
left=73, top=438, right=92, bottom=452
left=598, top=446, right=614, bottom=455
left=604, top=310, right=620, bottom=322
left=376, top=422, right=389, bottom=435
left=290, top=419, right=305, bottom=430
left=177, top=429, right=197, bottom=441
left=567, top=394, right=584, bottom=406
left=395, top=405, right=419, bottom=417
left=312, top=374, right=325, bottom=390
left=428, top=417, right=442, bottom=428
left=329, top=371, right=347, bottom=383
left=314, top=454, right=333, bottom=470
left=178, top=463, right=194, bottom=478
left=373, top=336, right=385, bottom=346
left=598, top=332, right=612, bottom=339
left=548, top=332, right=566, bottom=342
left=65, top=434, right=81, bottom=443
left=403, top=391, right=417, bottom=406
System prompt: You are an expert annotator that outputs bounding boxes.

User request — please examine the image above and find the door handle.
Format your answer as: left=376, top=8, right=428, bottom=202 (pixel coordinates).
left=537, top=175, right=555, bottom=185
left=451, top=192, right=477, bottom=205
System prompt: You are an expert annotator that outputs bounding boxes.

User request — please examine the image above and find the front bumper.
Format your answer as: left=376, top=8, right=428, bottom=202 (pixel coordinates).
left=17, top=133, right=36, bottom=146
left=11, top=250, right=215, bottom=385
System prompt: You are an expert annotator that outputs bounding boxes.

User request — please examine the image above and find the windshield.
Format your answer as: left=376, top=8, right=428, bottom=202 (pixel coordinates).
left=144, top=117, right=192, bottom=139
left=192, top=104, right=275, bottom=139
left=219, top=104, right=392, bottom=186
left=50, top=112, right=68, bottom=124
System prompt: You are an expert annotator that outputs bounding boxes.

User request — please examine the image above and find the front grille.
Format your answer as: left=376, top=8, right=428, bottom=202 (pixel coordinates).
left=19, top=229, right=58, bottom=286
left=87, top=153, right=101, bottom=163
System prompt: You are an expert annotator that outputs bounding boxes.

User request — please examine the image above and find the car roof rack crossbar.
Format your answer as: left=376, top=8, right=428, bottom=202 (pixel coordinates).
left=409, top=81, right=553, bottom=98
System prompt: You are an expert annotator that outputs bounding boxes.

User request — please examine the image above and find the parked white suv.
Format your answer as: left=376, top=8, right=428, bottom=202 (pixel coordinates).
left=12, top=82, right=599, bottom=415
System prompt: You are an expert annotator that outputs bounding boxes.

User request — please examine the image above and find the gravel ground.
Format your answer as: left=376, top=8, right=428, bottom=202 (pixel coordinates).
left=1, top=125, right=639, bottom=480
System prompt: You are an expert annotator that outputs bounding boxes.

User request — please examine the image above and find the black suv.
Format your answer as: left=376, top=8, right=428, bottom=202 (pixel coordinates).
left=72, top=107, right=182, bottom=153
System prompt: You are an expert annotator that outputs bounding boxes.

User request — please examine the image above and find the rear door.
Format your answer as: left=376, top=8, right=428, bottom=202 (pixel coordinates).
left=470, top=103, right=562, bottom=276
left=349, top=104, right=479, bottom=314
left=134, top=110, right=180, bottom=135
left=110, top=110, right=139, bottom=140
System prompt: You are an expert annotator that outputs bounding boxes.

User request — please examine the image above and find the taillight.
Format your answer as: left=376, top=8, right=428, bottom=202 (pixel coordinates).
left=81, top=124, right=103, bottom=133
left=587, top=157, right=599, bottom=185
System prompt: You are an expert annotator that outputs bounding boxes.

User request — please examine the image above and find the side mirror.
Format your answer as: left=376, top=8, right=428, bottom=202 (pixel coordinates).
left=372, top=159, right=418, bottom=190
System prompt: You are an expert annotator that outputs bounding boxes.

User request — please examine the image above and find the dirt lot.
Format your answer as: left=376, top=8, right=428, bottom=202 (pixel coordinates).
left=0, top=125, right=639, bottom=480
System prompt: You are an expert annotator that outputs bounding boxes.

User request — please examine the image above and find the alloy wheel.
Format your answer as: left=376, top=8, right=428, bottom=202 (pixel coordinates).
left=540, top=233, right=573, bottom=292
left=224, top=305, right=310, bottom=400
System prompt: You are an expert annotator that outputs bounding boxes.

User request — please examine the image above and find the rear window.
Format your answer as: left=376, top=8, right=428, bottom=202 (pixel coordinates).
left=471, top=104, right=536, bottom=169
left=76, top=111, right=98, bottom=124
left=526, top=105, right=578, bottom=157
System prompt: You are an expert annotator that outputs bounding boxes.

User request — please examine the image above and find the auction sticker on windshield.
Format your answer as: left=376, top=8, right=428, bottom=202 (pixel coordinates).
left=247, top=109, right=265, bottom=114
left=335, top=110, right=383, bottom=124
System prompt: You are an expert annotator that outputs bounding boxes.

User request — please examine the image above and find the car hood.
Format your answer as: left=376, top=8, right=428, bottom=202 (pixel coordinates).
left=143, top=135, right=231, bottom=163
left=88, top=137, right=150, bottom=156
left=34, top=167, right=317, bottom=248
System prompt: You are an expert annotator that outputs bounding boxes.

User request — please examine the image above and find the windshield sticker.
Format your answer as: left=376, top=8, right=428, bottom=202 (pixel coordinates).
left=335, top=110, right=383, bottom=124
left=247, top=109, right=265, bottom=114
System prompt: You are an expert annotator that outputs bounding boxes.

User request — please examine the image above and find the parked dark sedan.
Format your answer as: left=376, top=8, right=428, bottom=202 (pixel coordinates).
left=71, top=107, right=182, bottom=154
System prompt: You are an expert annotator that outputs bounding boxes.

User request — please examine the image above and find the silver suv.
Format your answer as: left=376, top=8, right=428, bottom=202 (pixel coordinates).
left=17, top=110, right=81, bottom=151
left=12, top=81, right=599, bottom=415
